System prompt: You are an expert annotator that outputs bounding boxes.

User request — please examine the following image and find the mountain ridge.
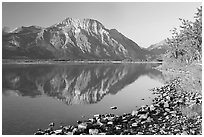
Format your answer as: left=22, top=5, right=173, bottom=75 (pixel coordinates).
left=3, top=17, right=153, bottom=61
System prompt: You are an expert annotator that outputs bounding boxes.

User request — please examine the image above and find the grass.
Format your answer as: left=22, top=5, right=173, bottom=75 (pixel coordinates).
left=156, top=61, right=202, bottom=120
left=157, top=61, right=202, bottom=94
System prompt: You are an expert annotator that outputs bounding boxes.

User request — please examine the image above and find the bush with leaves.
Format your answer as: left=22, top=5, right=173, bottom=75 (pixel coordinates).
left=166, top=6, right=202, bottom=64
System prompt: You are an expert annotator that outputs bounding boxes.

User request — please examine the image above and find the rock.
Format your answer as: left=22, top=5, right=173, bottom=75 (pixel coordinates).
left=89, top=129, right=99, bottom=135
left=80, top=133, right=87, bottom=135
left=77, top=120, right=82, bottom=124
left=163, top=93, right=167, bottom=97
left=106, top=116, right=114, bottom=121
left=122, top=119, right=128, bottom=123
left=172, top=113, right=176, bottom=117
left=138, top=110, right=147, bottom=115
left=109, top=113, right=115, bottom=117
left=131, top=110, right=138, bottom=116
left=166, top=96, right=171, bottom=101
left=94, top=114, right=100, bottom=118
left=170, top=111, right=177, bottom=114
left=146, top=117, right=152, bottom=123
left=165, top=108, right=171, bottom=112
left=45, top=127, right=53, bottom=133
left=78, top=123, right=87, bottom=129
left=110, top=106, right=117, bottom=110
left=96, top=119, right=103, bottom=126
left=54, top=129, right=62, bottom=134
left=65, top=132, right=73, bottom=135
left=149, top=105, right=155, bottom=111
left=49, top=122, right=55, bottom=127
left=181, top=131, right=188, bottom=135
left=100, top=118, right=108, bottom=124
left=164, top=102, right=169, bottom=108
left=123, top=113, right=127, bottom=116
left=115, top=126, right=121, bottom=130
left=60, top=125, right=64, bottom=129
left=137, top=132, right=143, bottom=135
left=165, top=115, right=169, bottom=119
left=178, top=99, right=183, bottom=104
left=190, top=129, right=195, bottom=134
left=34, top=131, right=44, bottom=135
left=62, top=126, right=69, bottom=132
left=107, top=121, right=113, bottom=125
left=69, top=126, right=74, bottom=131
left=174, top=129, right=180, bottom=133
left=163, top=112, right=168, bottom=116
left=131, top=122, right=138, bottom=127
left=72, top=128, right=79, bottom=134
left=160, top=129, right=167, bottom=134
left=37, top=128, right=43, bottom=131
left=99, top=133, right=106, bottom=135
left=139, top=114, right=148, bottom=120
left=87, top=123, right=97, bottom=129
left=140, top=105, right=147, bottom=110
left=89, top=118, right=96, bottom=123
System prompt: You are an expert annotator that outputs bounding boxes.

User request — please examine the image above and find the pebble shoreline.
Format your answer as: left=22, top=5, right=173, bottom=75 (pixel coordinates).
left=34, top=78, right=202, bottom=135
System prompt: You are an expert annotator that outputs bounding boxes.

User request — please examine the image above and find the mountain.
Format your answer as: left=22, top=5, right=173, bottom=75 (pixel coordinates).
left=146, top=40, right=169, bottom=61
left=147, top=39, right=168, bottom=52
left=2, top=18, right=149, bottom=60
left=2, top=64, right=164, bottom=105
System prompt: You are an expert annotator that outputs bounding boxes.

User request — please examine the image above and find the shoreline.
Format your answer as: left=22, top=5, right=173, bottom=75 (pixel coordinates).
left=34, top=78, right=202, bottom=135
left=2, top=59, right=162, bottom=65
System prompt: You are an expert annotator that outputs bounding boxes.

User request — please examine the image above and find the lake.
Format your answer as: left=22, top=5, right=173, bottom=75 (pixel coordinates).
left=2, top=63, right=164, bottom=135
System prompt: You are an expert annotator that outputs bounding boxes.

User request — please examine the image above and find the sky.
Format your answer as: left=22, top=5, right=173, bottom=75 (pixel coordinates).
left=2, top=2, right=201, bottom=48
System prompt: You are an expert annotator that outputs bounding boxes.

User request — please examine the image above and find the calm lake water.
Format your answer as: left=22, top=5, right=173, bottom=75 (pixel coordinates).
left=2, top=63, right=164, bottom=135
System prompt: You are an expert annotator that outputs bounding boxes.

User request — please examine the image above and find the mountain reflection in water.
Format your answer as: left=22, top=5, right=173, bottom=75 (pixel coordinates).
left=2, top=63, right=164, bottom=105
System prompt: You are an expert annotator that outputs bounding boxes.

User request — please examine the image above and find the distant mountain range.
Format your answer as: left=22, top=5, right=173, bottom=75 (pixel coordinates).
left=2, top=18, right=167, bottom=61
left=147, top=40, right=169, bottom=53
left=146, top=40, right=169, bottom=61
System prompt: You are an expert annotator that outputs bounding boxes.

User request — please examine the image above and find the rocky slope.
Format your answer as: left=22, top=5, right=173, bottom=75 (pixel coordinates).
left=2, top=18, right=149, bottom=60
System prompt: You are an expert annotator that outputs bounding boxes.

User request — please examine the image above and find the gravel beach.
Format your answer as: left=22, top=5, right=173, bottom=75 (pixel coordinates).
left=34, top=78, right=202, bottom=135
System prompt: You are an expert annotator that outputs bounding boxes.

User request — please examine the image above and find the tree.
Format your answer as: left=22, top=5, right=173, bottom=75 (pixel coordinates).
left=166, top=6, right=202, bottom=64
